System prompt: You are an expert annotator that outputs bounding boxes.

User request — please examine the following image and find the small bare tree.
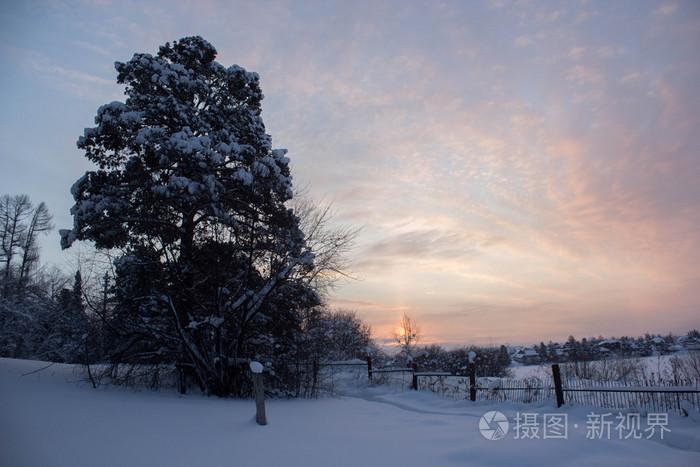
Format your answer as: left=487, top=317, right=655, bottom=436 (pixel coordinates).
left=394, top=313, right=421, bottom=361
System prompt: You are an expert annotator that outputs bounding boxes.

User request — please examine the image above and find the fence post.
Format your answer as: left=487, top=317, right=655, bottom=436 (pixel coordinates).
left=176, top=363, right=186, bottom=395
left=176, top=364, right=183, bottom=394
left=552, top=364, right=564, bottom=408
left=469, top=362, right=476, bottom=401
left=366, top=356, right=373, bottom=383
left=411, top=362, right=418, bottom=390
left=311, top=359, right=319, bottom=397
left=250, top=361, right=267, bottom=426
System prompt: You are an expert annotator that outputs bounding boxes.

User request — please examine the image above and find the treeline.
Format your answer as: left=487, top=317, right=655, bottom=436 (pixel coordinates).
left=412, top=344, right=512, bottom=377
left=515, top=331, right=700, bottom=366
left=0, top=194, right=108, bottom=363
left=387, top=314, right=512, bottom=377
left=0, top=194, right=88, bottom=362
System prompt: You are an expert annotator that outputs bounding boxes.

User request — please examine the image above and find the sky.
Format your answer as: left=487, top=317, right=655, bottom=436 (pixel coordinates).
left=1, top=0, right=699, bottom=346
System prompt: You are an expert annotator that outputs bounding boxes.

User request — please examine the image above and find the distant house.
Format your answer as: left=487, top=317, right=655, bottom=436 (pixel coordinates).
left=554, top=347, right=568, bottom=361
left=646, top=336, right=672, bottom=354
left=512, top=347, right=541, bottom=365
left=679, top=336, right=700, bottom=351
left=596, top=339, right=621, bottom=351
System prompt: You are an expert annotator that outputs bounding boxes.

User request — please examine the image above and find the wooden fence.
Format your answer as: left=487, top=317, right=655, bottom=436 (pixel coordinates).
left=176, top=357, right=700, bottom=415
left=364, top=359, right=700, bottom=415
left=560, top=376, right=700, bottom=415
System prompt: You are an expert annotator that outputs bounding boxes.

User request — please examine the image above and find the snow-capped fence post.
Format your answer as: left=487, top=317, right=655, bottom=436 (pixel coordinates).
left=366, top=356, right=373, bottom=383
left=250, top=361, right=267, bottom=426
left=552, top=364, right=564, bottom=408
left=468, top=351, right=477, bottom=401
left=411, top=362, right=418, bottom=390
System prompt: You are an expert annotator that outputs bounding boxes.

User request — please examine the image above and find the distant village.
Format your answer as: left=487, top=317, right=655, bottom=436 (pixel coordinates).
left=510, top=330, right=700, bottom=365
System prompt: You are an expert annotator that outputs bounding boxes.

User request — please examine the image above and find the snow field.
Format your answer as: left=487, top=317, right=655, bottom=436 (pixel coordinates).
left=1, top=358, right=699, bottom=467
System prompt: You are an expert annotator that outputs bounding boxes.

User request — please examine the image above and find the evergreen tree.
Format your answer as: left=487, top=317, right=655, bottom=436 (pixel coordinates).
left=547, top=341, right=559, bottom=362
left=71, top=271, right=85, bottom=314
left=566, top=335, right=579, bottom=361
left=41, top=271, right=89, bottom=363
left=60, top=36, right=319, bottom=395
left=497, top=344, right=511, bottom=368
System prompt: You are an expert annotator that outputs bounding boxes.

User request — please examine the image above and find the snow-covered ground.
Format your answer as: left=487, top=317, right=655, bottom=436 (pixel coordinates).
left=1, top=358, right=699, bottom=467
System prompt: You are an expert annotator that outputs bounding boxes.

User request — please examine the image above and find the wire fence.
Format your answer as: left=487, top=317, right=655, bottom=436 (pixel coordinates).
left=275, top=359, right=369, bottom=398
left=476, top=377, right=554, bottom=404
left=233, top=357, right=700, bottom=415
left=368, top=360, right=700, bottom=415
left=561, top=377, right=700, bottom=415
left=370, top=367, right=415, bottom=390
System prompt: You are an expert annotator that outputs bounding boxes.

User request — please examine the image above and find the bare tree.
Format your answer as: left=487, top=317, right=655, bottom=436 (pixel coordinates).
left=0, top=194, right=32, bottom=297
left=0, top=195, right=53, bottom=297
left=17, top=202, right=53, bottom=295
left=34, top=265, right=71, bottom=300
left=292, top=195, right=360, bottom=295
left=394, top=313, right=421, bottom=360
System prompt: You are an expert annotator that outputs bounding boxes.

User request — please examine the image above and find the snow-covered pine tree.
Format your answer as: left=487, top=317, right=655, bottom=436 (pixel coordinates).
left=60, top=36, right=318, bottom=396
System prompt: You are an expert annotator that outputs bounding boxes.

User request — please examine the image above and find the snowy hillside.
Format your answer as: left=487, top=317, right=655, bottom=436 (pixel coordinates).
left=1, top=358, right=699, bottom=467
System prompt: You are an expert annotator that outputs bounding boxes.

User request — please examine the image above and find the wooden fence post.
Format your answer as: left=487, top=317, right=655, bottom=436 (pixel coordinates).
left=552, top=363, right=564, bottom=408
left=469, top=362, right=476, bottom=401
left=176, top=363, right=186, bottom=395
left=250, top=361, right=267, bottom=426
left=175, top=363, right=187, bottom=394
left=312, top=359, right=319, bottom=397
left=411, top=362, right=418, bottom=390
left=366, top=356, right=373, bottom=383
